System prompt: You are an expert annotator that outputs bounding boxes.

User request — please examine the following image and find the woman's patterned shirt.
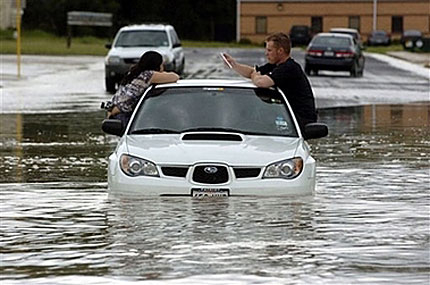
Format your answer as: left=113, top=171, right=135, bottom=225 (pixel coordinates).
left=112, top=70, right=154, bottom=113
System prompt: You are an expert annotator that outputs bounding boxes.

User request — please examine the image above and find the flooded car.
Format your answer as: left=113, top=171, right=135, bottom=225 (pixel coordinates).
left=102, top=80, right=328, bottom=196
left=305, top=32, right=365, bottom=77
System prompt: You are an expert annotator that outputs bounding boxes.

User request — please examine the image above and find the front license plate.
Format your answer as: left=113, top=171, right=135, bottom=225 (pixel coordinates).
left=191, top=188, right=230, bottom=197
left=324, top=51, right=334, bottom=57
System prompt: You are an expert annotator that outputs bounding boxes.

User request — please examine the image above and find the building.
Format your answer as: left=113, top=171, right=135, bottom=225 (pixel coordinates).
left=236, top=0, right=430, bottom=43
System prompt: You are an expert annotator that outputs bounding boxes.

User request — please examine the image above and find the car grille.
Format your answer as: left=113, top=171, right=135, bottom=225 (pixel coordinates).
left=161, top=166, right=189, bottom=177
left=192, top=165, right=229, bottom=184
left=123, top=58, right=139, bottom=64
left=233, top=167, right=261, bottom=178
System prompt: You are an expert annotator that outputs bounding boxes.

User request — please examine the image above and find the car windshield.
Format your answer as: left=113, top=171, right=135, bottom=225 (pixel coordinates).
left=312, top=36, right=352, bottom=48
left=115, top=30, right=169, bottom=47
left=129, top=87, right=298, bottom=137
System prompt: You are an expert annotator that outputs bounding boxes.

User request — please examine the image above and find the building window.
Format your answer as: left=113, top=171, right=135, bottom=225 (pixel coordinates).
left=311, top=17, right=323, bottom=34
left=256, top=16, right=267, bottom=34
left=349, top=16, right=360, bottom=31
left=392, top=16, right=403, bottom=33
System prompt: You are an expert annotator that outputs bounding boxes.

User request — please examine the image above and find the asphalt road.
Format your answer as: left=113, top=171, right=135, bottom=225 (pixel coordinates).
left=1, top=48, right=429, bottom=113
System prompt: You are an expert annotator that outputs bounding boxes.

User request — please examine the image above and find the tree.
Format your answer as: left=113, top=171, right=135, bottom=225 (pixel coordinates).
left=22, top=0, right=236, bottom=41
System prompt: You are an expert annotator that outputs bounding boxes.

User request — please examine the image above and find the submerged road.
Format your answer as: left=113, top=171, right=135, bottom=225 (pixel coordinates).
left=1, top=48, right=429, bottom=113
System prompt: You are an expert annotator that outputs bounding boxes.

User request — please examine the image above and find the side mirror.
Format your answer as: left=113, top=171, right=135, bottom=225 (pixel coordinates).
left=304, top=123, right=328, bottom=140
left=105, top=43, right=112, bottom=49
left=173, top=43, right=182, bottom=48
left=102, top=119, right=124, bottom=136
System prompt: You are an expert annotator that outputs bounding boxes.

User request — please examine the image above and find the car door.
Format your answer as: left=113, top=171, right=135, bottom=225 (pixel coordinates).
left=169, top=29, right=184, bottom=71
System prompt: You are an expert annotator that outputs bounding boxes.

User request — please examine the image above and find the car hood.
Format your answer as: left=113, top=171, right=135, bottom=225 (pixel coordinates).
left=108, top=47, right=172, bottom=58
left=125, top=134, right=301, bottom=166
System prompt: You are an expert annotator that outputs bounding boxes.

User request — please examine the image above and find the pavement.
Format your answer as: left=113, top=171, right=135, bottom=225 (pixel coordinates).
left=386, top=51, right=430, bottom=68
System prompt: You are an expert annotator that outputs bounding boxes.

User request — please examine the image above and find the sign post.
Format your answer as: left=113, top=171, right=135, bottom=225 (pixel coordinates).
left=66, top=11, right=112, bottom=48
left=16, top=0, right=22, bottom=78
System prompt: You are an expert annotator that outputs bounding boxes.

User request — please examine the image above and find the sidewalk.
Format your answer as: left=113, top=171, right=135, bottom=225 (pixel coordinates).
left=386, top=51, right=430, bottom=68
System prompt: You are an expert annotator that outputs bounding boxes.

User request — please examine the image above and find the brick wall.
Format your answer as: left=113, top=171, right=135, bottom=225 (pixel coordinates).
left=239, top=0, right=430, bottom=43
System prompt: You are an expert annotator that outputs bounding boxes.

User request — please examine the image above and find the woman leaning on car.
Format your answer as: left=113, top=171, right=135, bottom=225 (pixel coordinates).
left=108, top=51, right=179, bottom=127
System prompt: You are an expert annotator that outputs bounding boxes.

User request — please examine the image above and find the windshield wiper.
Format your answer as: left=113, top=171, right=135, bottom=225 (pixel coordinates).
left=130, top=128, right=180, bottom=134
left=180, top=127, right=273, bottom=136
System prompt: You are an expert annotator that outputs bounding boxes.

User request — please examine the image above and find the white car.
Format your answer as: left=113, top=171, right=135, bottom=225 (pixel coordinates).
left=104, top=24, right=185, bottom=93
left=102, top=80, right=328, bottom=196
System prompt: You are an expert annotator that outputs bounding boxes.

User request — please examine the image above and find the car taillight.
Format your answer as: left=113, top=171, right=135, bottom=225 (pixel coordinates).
left=307, top=50, right=323, bottom=56
left=335, top=51, right=355, bottom=58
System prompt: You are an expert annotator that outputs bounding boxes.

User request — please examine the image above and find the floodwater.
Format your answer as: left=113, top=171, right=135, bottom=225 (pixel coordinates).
left=0, top=103, right=429, bottom=284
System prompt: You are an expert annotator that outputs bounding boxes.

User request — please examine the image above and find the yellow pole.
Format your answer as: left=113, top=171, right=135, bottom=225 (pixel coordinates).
left=16, top=0, right=21, bottom=78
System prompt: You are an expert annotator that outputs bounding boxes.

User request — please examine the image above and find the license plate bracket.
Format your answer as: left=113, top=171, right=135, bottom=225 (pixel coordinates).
left=191, top=188, right=230, bottom=197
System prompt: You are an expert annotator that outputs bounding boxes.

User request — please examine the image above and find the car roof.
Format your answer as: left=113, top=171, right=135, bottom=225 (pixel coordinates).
left=330, top=27, right=359, bottom=34
left=154, top=79, right=259, bottom=89
left=314, top=32, right=354, bottom=39
left=119, top=24, right=172, bottom=32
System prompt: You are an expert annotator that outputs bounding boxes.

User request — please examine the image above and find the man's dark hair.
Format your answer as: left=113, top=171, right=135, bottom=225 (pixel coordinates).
left=266, top=32, right=291, bottom=55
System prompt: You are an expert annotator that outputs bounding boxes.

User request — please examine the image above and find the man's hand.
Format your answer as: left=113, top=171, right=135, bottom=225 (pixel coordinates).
left=222, top=53, right=237, bottom=68
left=222, top=53, right=255, bottom=78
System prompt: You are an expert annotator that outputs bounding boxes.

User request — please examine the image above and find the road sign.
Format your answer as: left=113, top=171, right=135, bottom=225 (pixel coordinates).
left=67, top=11, right=112, bottom=27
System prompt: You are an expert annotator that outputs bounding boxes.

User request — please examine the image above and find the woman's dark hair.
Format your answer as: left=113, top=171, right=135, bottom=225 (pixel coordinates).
left=120, top=51, right=163, bottom=85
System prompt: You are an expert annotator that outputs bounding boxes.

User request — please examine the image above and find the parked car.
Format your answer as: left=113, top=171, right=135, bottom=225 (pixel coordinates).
left=289, top=25, right=312, bottom=46
left=400, top=29, right=423, bottom=50
left=329, top=27, right=362, bottom=45
left=367, top=30, right=391, bottom=46
left=102, top=79, right=328, bottom=196
left=305, top=33, right=365, bottom=77
left=104, top=24, right=185, bottom=93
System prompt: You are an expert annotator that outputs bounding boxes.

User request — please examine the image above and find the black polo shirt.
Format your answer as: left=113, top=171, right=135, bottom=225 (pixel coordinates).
left=256, top=58, right=317, bottom=130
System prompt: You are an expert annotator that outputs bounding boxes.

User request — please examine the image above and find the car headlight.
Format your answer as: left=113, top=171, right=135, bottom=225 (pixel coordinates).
left=120, top=154, right=159, bottom=177
left=263, top=157, right=303, bottom=179
left=107, top=56, right=121, bottom=64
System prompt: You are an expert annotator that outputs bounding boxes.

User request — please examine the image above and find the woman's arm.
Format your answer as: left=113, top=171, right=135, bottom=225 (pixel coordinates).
left=150, top=71, right=180, bottom=84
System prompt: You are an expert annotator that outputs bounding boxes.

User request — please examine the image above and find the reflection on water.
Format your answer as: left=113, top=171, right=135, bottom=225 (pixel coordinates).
left=0, top=104, right=429, bottom=284
left=0, top=112, right=113, bottom=183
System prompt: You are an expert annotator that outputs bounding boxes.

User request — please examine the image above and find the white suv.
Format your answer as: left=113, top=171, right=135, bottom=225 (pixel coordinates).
left=104, top=24, right=185, bottom=93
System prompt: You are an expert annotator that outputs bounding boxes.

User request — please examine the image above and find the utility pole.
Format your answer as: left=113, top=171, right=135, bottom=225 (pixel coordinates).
left=373, top=0, right=378, bottom=31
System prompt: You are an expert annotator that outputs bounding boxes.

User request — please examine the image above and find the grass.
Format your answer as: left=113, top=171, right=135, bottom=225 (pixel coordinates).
left=0, top=29, right=260, bottom=56
left=364, top=44, right=405, bottom=54
left=0, top=29, right=109, bottom=56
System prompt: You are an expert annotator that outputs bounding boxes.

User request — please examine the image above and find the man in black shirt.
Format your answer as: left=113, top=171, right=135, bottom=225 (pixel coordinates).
left=223, top=32, right=317, bottom=132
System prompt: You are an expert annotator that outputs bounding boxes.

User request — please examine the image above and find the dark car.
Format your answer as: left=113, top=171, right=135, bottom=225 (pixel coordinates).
left=304, top=33, right=365, bottom=77
left=400, top=30, right=423, bottom=50
left=289, top=25, right=312, bottom=46
left=367, top=30, right=391, bottom=46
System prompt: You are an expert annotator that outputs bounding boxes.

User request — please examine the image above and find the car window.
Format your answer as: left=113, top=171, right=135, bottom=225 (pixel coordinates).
left=129, top=87, right=298, bottom=137
left=170, top=29, right=181, bottom=46
left=115, top=30, right=169, bottom=47
left=404, top=30, right=422, bottom=37
left=331, top=30, right=358, bottom=40
left=312, top=36, right=352, bottom=48
left=374, top=31, right=386, bottom=36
